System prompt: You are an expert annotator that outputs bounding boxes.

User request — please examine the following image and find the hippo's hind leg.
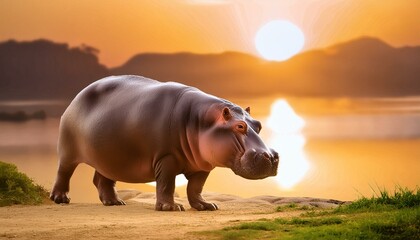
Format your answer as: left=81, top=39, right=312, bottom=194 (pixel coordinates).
left=51, top=121, right=81, bottom=204
left=50, top=160, right=78, bottom=204
left=93, top=171, right=126, bottom=206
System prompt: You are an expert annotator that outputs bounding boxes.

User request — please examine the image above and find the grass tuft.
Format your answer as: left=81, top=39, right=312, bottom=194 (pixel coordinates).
left=337, top=185, right=420, bottom=213
left=276, top=203, right=297, bottom=212
left=276, top=203, right=314, bottom=212
left=0, top=161, right=49, bottom=206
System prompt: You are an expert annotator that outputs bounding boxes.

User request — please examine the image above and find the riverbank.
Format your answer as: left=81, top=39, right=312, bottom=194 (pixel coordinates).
left=0, top=191, right=344, bottom=240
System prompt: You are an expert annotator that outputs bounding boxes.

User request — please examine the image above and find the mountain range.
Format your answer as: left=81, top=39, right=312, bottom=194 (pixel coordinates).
left=1, top=37, right=419, bottom=101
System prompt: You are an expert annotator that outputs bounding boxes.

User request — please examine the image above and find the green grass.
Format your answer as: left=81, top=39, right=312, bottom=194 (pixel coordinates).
left=276, top=203, right=314, bottom=212
left=198, top=186, right=420, bottom=240
left=0, top=161, right=49, bottom=206
left=340, top=185, right=420, bottom=212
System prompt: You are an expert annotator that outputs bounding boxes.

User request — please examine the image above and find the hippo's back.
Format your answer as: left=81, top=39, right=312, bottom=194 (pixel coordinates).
left=72, top=75, right=175, bottom=113
left=66, top=75, right=190, bottom=121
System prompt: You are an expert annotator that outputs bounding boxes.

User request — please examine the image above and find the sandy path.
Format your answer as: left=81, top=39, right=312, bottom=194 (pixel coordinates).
left=0, top=192, right=343, bottom=240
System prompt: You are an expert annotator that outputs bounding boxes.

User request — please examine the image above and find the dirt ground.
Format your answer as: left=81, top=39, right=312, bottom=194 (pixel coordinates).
left=0, top=192, right=344, bottom=240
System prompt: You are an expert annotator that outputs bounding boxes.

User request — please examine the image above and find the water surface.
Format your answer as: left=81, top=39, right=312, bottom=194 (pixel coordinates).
left=1, top=98, right=419, bottom=202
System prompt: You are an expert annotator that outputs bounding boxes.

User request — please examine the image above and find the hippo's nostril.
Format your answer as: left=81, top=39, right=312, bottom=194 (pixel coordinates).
left=270, top=151, right=279, bottom=161
left=262, top=152, right=270, bottom=160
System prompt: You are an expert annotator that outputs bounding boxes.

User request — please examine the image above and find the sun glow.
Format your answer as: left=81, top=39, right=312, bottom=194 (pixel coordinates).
left=255, top=20, right=305, bottom=61
left=266, top=99, right=310, bottom=189
left=146, top=175, right=189, bottom=187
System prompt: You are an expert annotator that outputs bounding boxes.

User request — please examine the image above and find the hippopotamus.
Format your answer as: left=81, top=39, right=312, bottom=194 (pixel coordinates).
left=50, top=75, right=279, bottom=211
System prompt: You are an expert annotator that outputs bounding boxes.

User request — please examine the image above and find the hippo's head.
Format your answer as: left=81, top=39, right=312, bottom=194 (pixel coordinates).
left=198, top=104, right=279, bottom=180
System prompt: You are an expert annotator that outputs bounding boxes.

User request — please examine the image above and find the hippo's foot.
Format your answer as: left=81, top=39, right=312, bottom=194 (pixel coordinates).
left=190, top=201, right=219, bottom=211
left=93, top=171, right=126, bottom=206
left=185, top=172, right=217, bottom=211
left=50, top=190, right=70, bottom=204
left=155, top=202, right=185, bottom=211
left=100, top=196, right=126, bottom=206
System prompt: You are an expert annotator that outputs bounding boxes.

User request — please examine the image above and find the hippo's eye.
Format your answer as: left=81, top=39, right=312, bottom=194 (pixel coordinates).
left=235, top=122, right=247, bottom=134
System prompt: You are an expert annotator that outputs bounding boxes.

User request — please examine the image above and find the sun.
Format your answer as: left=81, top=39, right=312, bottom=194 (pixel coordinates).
left=255, top=20, right=305, bottom=61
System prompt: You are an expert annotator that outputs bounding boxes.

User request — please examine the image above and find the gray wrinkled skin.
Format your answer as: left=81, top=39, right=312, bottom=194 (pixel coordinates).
left=50, top=75, right=279, bottom=211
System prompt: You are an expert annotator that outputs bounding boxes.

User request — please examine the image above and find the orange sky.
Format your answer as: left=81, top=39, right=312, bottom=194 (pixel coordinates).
left=1, top=0, right=419, bottom=67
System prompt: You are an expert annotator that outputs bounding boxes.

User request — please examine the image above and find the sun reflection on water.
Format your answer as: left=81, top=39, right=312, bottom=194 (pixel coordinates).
left=266, top=99, right=310, bottom=189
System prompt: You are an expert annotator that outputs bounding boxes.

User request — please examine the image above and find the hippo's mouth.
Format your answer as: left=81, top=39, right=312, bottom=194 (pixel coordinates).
left=231, top=149, right=279, bottom=180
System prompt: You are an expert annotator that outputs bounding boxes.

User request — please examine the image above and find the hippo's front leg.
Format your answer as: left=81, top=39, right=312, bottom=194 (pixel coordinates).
left=186, top=171, right=218, bottom=211
left=154, top=155, right=185, bottom=211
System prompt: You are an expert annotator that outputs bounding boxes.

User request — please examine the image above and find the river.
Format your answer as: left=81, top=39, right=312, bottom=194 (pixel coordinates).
left=1, top=97, right=419, bottom=202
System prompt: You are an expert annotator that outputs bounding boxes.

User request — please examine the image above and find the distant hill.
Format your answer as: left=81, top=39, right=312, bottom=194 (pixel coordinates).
left=0, top=39, right=109, bottom=100
left=111, top=51, right=267, bottom=98
left=280, top=37, right=420, bottom=97
left=112, top=37, right=420, bottom=98
left=1, top=37, right=419, bottom=102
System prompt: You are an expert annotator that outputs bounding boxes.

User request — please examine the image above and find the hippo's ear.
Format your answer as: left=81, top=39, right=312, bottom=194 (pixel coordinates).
left=222, top=107, right=232, bottom=121
left=245, top=107, right=251, bottom=114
